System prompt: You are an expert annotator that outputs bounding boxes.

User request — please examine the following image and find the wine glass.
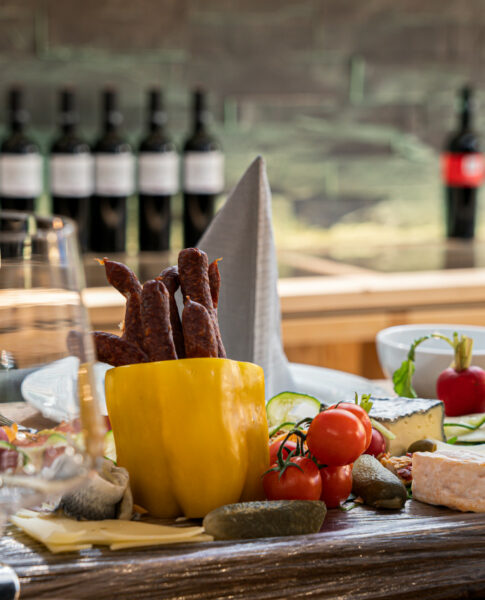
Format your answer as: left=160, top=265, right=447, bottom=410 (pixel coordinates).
left=0, top=211, right=105, bottom=534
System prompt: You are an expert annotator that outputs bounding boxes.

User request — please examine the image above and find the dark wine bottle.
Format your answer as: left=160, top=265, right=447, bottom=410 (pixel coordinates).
left=442, top=86, right=484, bottom=239
left=50, top=89, right=93, bottom=251
left=138, top=89, right=178, bottom=252
left=0, top=87, right=42, bottom=212
left=89, top=89, right=134, bottom=253
left=182, top=89, right=224, bottom=248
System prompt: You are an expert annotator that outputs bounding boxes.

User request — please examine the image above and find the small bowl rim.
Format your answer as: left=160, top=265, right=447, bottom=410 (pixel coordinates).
left=376, top=324, right=485, bottom=356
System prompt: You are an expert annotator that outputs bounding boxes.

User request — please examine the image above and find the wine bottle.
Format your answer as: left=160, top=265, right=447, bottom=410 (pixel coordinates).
left=182, top=89, right=224, bottom=248
left=50, top=89, right=93, bottom=251
left=0, top=88, right=42, bottom=212
left=442, top=86, right=485, bottom=239
left=89, top=89, right=134, bottom=253
left=138, top=89, right=178, bottom=252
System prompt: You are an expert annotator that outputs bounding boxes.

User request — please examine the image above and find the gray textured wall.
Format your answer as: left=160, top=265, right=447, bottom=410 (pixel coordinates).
left=0, top=0, right=482, bottom=253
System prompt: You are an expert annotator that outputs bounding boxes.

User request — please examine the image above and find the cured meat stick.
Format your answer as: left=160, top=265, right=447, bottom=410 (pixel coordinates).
left=98, top=258, right=144, bottom=351
left=93, top=331, right=149, bottom=367
left=208, top=258, right=222, bottom=310
left=178, top=248, right=226, bottom=358
left=159, top=265, right=185, bottom=358
left=182, top=298, right=218, bottom=358
left=141, top=280, right=178, bottom=361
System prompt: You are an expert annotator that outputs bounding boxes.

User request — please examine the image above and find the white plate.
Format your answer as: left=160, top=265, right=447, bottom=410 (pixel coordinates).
left=20, top=358, right=387, bottom=422
left=21, top=357, right=111, bottom=422
left=289, top=363, right=387, bottom=404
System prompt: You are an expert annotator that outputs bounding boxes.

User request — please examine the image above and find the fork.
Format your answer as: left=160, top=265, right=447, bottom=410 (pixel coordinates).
left=0, top=413, right=14, bottom=428
left=0, top=412, right=35, bottom=432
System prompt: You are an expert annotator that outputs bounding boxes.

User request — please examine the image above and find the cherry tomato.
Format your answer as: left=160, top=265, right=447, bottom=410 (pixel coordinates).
left=269, top=439, right=297, bottom=465
left=319, top=465, right=352, bottom=508
left=306, top=409, right=367, bottom=466
left=437, top=366, right=485, bottom=416
left=364, top=428, right=386, bottom=457
left=263, top=456, right=322, bottom=501
left=328, top=402, right=372, bottom=448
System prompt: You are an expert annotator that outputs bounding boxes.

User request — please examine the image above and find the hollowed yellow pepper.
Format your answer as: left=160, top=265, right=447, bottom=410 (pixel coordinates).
left=105, top=358, right=269, bottom=518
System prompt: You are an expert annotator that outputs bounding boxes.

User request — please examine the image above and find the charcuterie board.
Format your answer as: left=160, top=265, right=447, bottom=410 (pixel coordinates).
left=2, top=499, right=485, bottom=599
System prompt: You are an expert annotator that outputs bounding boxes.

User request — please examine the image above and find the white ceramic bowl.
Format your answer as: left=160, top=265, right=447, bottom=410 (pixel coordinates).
left=376, top=324, right=485, bottom=399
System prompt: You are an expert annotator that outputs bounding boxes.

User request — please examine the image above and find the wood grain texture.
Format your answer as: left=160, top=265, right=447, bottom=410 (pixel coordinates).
left=1, top=501, right=485, bottom=599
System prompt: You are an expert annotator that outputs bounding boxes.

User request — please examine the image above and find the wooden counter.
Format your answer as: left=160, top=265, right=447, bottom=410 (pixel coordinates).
left=84, top=264, right=485, bottom=379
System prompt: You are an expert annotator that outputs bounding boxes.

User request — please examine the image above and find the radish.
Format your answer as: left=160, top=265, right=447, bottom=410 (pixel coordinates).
left=393, top=332, right=485, bottom=416
left=436, top=335, right=485, bottom=416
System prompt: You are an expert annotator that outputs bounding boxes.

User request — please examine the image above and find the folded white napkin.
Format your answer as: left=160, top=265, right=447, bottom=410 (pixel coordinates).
left=199, top=156, right=294, bottom=399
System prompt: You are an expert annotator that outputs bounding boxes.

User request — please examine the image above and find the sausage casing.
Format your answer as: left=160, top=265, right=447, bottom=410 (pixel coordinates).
left=208, top=258, right=222, bottom=310
left=141, top=279, right=177, bottom=361
left=182, top=298, right=218, bottom=358
left=100, top=258, right=144, bottom=351
left=178, top=248, right=226, bottom=358
left=93, top=331, right=148, bottom=367
left=159, top=265, right=185, bottom=359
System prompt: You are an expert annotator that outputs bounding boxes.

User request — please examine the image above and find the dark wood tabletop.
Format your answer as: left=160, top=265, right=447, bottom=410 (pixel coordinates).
left=2, top=499, right=485, bottom=600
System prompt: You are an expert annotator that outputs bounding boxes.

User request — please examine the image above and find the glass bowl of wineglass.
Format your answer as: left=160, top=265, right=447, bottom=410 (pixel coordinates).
left=0, top=211, right=105, bottom=537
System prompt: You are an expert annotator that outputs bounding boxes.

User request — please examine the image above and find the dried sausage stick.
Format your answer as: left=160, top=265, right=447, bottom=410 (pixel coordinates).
left=141, top=279, right=177, bottom=361
left=208, top=258, right=222, bottom=310
left=98, top=258, right=144, bottom=351
left=93, top=331, right=148, bottom=367
left=178, top=248, right=226, bottom=358
left=159, top=265, right=185, bottom=358
left=182, top=298, right=218, bottom=358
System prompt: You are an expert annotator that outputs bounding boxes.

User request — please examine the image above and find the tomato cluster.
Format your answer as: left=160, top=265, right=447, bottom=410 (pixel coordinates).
left=264, top=402, right=372, bottom=508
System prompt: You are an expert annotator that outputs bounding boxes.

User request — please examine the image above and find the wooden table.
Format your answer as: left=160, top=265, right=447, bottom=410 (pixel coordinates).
left=2, top=501, right=485, bottom=599
left=1, top=403, right=485, bottom=599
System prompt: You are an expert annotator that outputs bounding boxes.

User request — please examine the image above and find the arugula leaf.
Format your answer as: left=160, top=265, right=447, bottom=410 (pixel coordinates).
left=392, top=358, right=417, bottom=398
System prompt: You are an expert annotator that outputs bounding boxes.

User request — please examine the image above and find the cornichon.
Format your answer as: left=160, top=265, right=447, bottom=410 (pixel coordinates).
left=352, top=454, right=408, bottom=510
left=203, top=500, right=327, bottom=540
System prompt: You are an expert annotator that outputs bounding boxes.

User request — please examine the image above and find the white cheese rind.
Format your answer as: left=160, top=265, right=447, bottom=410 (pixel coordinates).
left=369, top=397, right=445, bottom=456
left=412, top=449, right=485, bottom=512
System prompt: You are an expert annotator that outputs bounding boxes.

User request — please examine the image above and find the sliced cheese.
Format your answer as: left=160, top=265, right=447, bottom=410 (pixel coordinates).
left=412, top=448, right=485, bottom=512
left=11, top=513, right=211, bottom=553
left=370, top=397, right=445, bottom=456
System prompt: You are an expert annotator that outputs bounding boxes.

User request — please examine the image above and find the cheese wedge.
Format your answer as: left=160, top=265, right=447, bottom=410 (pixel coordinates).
left=370, top=397, right=445, bottom=456
left=412, top=447, right=485, bottom=512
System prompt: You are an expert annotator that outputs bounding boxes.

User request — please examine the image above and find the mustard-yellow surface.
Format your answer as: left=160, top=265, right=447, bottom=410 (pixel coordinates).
left=105, top=358, right=269, bottom=518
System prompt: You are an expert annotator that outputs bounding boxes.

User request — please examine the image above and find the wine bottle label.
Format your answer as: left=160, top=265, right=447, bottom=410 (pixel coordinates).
left=95, top=152, right=135, bottom=196
left=50, top=153, right=94, bottom=197
left=0, top=153, right=42, bottom=197
left=183, top=151, right=224, bottom=194
left=442, top=153, right=485, bottom=187
left=139, top=151, right=179, bottom=195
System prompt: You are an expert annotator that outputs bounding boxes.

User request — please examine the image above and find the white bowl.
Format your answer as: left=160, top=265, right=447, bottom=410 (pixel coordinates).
left=376, top=324, right=485, bottom=398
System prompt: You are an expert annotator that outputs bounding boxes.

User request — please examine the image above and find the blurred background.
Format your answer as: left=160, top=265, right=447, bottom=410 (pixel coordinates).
left=3, top=0, right=485, bottom=376
left=1, top=1, right=484, bottom=255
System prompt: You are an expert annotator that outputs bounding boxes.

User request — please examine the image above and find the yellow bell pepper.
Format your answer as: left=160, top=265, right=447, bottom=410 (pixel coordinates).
left=105, top=358, right=269, bottom=518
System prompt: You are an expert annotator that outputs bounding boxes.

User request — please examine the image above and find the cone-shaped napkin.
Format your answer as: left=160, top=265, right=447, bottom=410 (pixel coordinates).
left=199, top=156, right=294, bottom=399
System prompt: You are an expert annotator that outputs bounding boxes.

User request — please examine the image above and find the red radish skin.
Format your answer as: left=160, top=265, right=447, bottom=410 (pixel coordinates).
left=364, top=428, right=386, bottom=457
left=436, top=366, right=485, bottom=416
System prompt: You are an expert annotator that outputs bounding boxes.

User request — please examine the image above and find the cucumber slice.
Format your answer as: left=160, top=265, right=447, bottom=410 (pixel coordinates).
left=45, top=433, right=68, bottom=446
left=266, top=392, right=321, bottom=430
left=104, top=430, right=116, bottom=462
left=444, top=413, right=485, bottom=440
